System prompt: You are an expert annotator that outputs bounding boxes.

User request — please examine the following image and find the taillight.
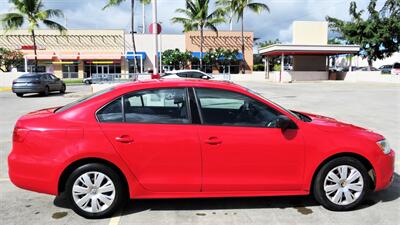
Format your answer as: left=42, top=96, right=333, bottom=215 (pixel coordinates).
left=13, top=126, right=29, bottom=143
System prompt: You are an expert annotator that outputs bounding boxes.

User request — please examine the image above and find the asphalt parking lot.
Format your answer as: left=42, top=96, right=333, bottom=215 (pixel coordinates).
left=0, top=81, right=399, bottom=225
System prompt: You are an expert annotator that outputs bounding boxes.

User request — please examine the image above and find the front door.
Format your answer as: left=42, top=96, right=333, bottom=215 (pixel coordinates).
left=98, top=88, right=202, bottom=192
left=194, top=88, right=305, bottom=192
left=96, top=65, right=109, bottom=79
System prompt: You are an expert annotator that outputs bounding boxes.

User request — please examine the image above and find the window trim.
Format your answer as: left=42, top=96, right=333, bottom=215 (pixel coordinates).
left=193, top=87, right=293, bottom=129
left=96, top=87, right=193, bottom=125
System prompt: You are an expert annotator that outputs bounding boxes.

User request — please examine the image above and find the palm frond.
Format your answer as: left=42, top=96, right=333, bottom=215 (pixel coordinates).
left=42, top=19, right=67, bottom=33
left=1, top=12, right=24, bottom=30
left=247, top=2, right=270, bottom=14
left=103, top=0, right=125, bottom=10
left=44, top=9, right=64, bottom=19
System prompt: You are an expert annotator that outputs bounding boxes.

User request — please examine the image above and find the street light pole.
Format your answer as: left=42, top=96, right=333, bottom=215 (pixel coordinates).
left=151, top=0, right=160, bottom=79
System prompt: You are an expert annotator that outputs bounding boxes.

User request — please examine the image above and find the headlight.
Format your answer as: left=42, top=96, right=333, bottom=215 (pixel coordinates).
left=376, top=139, right=391, bottom=154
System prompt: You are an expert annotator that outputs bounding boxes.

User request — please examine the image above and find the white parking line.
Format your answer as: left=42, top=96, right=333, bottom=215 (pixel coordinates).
left=108, top=211, right=122, bottom=225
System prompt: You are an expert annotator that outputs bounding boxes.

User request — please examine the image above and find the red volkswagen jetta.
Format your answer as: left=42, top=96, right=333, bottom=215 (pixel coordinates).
left=8, top=79, right=394, bottom=218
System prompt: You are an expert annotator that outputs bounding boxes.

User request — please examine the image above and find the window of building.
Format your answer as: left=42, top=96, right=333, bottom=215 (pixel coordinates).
left=62, top=64, right=79, bottom=79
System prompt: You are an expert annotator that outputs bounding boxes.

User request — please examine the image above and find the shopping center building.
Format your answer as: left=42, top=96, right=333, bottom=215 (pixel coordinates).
left=0, top=29, right=254, bottom=79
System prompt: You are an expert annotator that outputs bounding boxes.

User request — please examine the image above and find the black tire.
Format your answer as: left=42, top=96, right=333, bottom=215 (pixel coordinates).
left=65, top=163, right=127, bottom=219
left=313, top=156, right=370, bottom=211
left=84, top=80, right=91, bottom=85
left=60, top=84, right=66, bottom=94
left=42, top=86, right=49, bottom=96
left=16, top=93, right=23, bottom=97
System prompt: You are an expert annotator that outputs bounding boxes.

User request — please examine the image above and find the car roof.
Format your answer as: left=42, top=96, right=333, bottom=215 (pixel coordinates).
left=166, top=70, right=204, bottom=73
left=114, top=79, right=246, bottom=92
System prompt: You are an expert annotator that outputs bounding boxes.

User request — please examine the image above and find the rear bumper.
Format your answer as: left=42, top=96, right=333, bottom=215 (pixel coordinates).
left=12, top=86, right=45, bottom=94
left=8, top=147, right=59, bottom=195
left=374, top=150, right=395, bottom=191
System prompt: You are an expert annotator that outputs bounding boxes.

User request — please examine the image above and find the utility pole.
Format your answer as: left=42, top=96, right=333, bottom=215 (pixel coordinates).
left=151, top=0, right=159, bottom=79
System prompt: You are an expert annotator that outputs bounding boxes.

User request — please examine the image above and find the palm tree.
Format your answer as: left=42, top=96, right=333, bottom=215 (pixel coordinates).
left=1, top=0, right=66, bottom=72
left=217, top=0, right=269, bottom=73
left=104, top=0, right=139, bottom=73
left=172, top=0, right=225, bottom=69
left=140, top=0, right=151, bottom=33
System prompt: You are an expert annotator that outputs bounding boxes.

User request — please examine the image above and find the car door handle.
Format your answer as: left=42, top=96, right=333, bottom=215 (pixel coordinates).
left=115, top=135, right=133, bottom=143
left=204, top=137, right=222, bottom=145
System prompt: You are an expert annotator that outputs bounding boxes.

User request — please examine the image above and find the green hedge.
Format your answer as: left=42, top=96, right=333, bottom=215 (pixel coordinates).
left=63, top=79, right=83, bottom=85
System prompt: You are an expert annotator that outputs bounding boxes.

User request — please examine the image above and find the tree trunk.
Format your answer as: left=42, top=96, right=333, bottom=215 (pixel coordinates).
left=229, top=11, right=233, bottom=31
left=200, top=27, right=204, bottom=71
left=31, top=29, right=38, bottom=73
left=367, top=58, right=373, bottom=71
left=131, top=0, right=138, bottom=73
left=142, top=2, right=146, bottom=33
left=240, top=15, right=245, bottom=74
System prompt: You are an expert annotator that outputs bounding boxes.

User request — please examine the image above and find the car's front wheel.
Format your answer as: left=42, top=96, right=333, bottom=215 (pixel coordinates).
left=313, top=156, right=370, bottom=211
left=65, top=163, right=126, bottom=219
left=60, top=84, right=66, bottom=94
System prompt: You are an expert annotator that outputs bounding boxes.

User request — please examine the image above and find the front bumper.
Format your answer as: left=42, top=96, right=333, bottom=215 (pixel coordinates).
left=374, top=150, right=395, bottom=191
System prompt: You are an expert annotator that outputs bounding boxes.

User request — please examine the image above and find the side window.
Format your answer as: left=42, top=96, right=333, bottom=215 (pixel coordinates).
left=189, top=72, right=204, bottom=78
left=97, top=98, right=123, bottom=122
left=176, top=73, right=187, bottom=78
left=49, top=74, right=58, bottom=80
left=124, top=88, right=190, bottom=124
left=195, top=88, right=282, bottom=127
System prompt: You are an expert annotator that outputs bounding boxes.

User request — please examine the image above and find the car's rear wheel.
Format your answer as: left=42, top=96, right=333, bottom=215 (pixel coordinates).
left=16, top=93, right=23, bottom=97
left=60, top=84, right=66, bottom=94
left=313, top=156, right=370, bottom=211
left=65, top=163, right=126, bottom=219
left=84, top=80, right=91, bottom=85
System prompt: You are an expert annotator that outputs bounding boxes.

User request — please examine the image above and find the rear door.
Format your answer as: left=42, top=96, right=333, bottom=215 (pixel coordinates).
left=98, top=88, right=202, bottom=192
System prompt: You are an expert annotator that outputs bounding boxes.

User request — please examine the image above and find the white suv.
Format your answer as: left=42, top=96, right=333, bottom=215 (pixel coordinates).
left=161, top=70, right=214, bottom=80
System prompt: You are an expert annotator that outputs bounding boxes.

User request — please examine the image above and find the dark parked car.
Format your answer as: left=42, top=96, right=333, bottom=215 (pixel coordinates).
left=12, top=73, right=66, bottom=97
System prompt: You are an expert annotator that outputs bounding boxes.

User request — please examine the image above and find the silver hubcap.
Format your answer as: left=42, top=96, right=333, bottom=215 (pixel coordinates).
left=72, top=172, right=116, bottom=213
left=324, top=165, right=364, bottom=205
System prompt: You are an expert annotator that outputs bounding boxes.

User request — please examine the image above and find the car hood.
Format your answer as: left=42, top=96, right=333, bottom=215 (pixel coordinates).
left=299, top=111, right=384, bottom=141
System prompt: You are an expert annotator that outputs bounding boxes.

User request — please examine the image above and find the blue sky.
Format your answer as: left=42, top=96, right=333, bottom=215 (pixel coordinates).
left=0, top=0, right=385, bottom=43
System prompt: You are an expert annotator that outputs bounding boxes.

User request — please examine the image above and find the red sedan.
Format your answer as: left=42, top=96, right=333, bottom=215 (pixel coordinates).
left=8, top=79, right=395, bottom=218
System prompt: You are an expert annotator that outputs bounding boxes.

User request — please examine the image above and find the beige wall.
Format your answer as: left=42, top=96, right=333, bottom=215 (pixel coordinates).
left=185, top=31, right=254, bottom=72
left=293, top=55, right=327, bottom=71
left=292, top=21, right=328, bottom=45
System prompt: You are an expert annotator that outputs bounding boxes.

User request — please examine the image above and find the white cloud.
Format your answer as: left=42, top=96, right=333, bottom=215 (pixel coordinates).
left=0, top=0, right=387, bottom=43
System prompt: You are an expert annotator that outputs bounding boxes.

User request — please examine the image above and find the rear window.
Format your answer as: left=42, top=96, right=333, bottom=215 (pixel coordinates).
left=20, top=74, right=42, bottom=79
left=55, top=87, right=115, bottom=113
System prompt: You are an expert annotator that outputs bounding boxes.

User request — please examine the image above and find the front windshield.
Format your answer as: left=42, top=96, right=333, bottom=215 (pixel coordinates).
left=55, top=87, right=115, bottom=113
left=244, top=87, right=300, bottom=120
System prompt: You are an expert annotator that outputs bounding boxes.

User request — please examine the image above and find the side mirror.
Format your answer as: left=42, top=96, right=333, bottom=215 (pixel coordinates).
left=276, top=115, right=297, bottom=131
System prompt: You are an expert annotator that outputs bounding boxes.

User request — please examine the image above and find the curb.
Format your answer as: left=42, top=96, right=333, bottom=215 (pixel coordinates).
left=0, top=87, right=11, bottom=92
